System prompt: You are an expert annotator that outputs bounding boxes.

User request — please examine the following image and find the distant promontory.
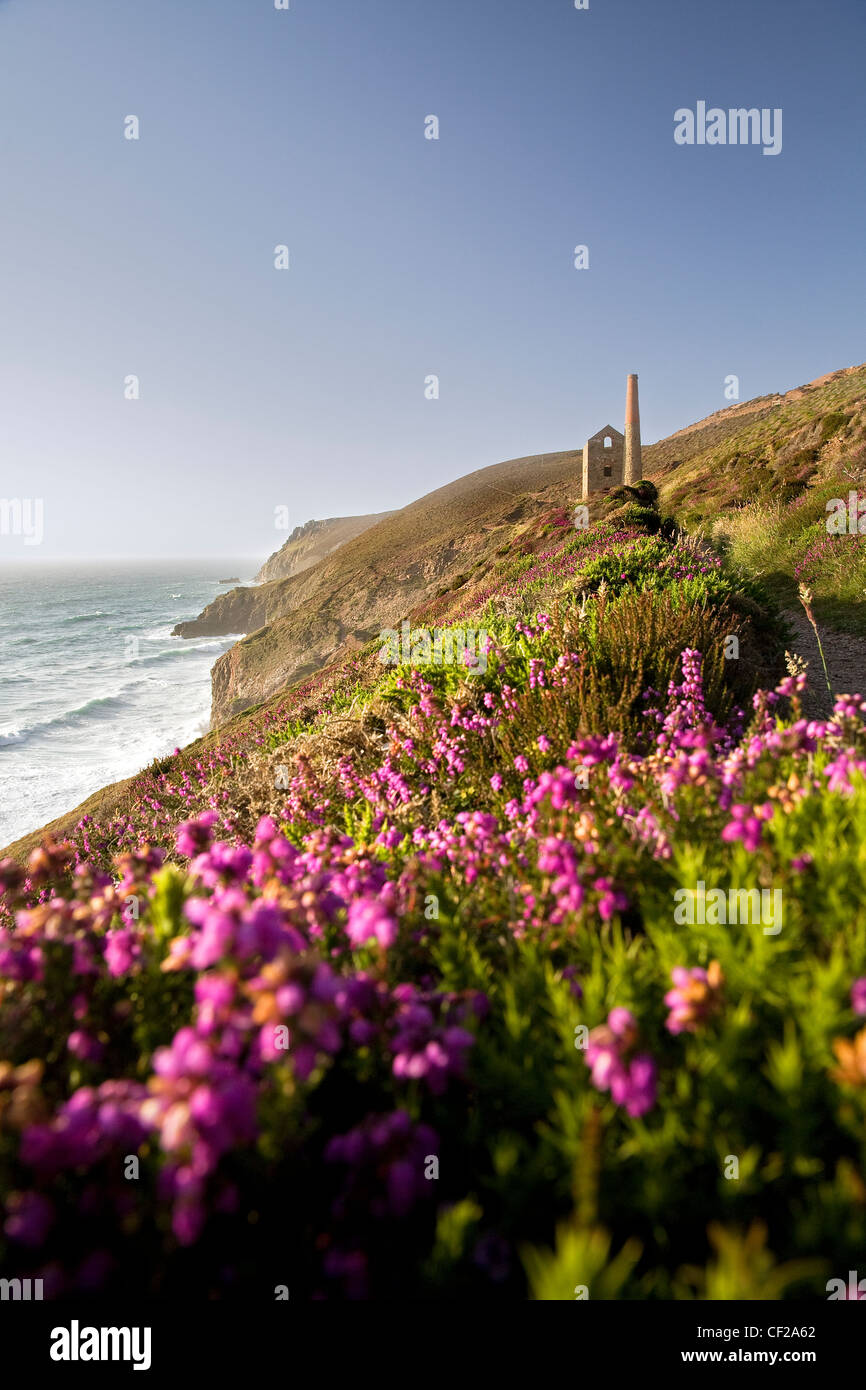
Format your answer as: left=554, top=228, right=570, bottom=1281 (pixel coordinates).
left=255, top=513, right=395, bottom=584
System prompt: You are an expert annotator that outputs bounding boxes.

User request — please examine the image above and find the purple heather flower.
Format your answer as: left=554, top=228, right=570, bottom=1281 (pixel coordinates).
left=608, top=1007, right=637, bottom=1041
left=254, top=815, right=279, bottom=844
left=67, top=1030, right=103, bottom=1063
left=852, top=979, right=866, bottom=1017
left=594, top=876, right=628, bottom=921
left=346, top=896, right=399, bottom=949
left=4, top=1190, right=54, bottom=1247
left=104, top=926, right=139, bottom=977
left=175, top=811, right=219, bottom=858
left=721, top=802, right=773, bottom=853
left=189, top=908, right=237, bottom=969
left=664, top=962, right=724, bottom=1035
left=585, top=1008, right=656, bottom=1117
left=611, top=1054, right=657, bottom=1117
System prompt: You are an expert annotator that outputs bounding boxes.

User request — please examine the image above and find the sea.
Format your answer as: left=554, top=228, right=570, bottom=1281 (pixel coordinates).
left=0, top=560, right=259, bottom=847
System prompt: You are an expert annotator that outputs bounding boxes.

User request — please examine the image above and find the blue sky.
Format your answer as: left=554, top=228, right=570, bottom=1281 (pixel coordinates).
left=1, top=0, right=864, bottom=560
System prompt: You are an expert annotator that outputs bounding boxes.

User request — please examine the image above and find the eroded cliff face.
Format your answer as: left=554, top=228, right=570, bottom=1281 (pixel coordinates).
left=208, top=560, right=460, bottom=723
left=255, top=513, right=395, bottom=583
left=172, top=586, right=266, bottom=639
left=172, top=514, right=399, bottom=642
left=209, top=611, right=368, bottom=722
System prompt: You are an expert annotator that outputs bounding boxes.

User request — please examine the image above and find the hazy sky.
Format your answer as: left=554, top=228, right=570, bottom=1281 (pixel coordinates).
left=1, top=0, right=864, bottom=560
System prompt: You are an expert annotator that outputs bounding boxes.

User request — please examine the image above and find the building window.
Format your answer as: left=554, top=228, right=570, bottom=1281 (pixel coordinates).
left=604, top=436, right=612, bottom=449
left=603, top=464, right=612, bottom=477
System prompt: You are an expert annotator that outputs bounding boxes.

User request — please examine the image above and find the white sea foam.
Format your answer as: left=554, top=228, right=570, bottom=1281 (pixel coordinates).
left=0, top=562, right=252, bottom=845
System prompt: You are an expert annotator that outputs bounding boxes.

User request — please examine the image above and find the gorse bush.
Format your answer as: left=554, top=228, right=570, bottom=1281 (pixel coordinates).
left=0, top=516, right=863, bottom=1301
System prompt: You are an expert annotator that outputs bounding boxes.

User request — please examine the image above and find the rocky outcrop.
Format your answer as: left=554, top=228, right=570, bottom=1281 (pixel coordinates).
left=255, top=513, right=395, bottom=584
left=172, top=586, right=266, bottom=639
left=172, top=512, right=396, bottom=640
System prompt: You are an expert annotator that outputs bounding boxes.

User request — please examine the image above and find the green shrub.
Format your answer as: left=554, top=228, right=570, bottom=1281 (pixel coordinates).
left=619, top=503, right=661, bottom=533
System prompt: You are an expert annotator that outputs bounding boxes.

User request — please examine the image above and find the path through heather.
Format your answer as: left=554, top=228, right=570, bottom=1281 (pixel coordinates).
left=784, top=608, right=866, bottom=718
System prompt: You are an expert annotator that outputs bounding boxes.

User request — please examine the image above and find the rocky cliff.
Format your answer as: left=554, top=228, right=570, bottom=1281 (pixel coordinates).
left=172, top=586, right=265, bottom=639
left=172, top=512, right=396, bottom=640
left=255, top=513, right=395, bottom=584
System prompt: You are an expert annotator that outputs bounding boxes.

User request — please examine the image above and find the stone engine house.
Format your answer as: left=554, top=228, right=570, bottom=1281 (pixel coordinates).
left=582, top=424, right=624, bottom=497
left=581, top=373, right=642, bottom=498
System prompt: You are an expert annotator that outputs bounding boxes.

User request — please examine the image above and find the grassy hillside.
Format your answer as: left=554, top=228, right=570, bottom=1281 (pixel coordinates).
left=3, top=480, right=780, bottom=864
left=171, top=364, right=866, bottom=733
left=647, top=363, right=866, bottom=629
left=647, top=364, right=866, bottom=513
left=3, top=483, right=866, bottom=1300
left=8, top=362, right=866, bottom=857
left=177, top=449, right=589, bottom=721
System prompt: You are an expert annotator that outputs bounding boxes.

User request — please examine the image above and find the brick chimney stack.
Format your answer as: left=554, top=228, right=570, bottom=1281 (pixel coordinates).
left=623, top=373, right=642, bottom=485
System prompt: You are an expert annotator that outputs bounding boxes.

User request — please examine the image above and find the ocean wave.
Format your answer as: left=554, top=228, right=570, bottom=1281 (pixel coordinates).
left=0, top=690, right=134, bottom=748
left=144, top=627, right=228, bottom=647
left=0, top=645, right=225, bottom=748
left=0, top=571, right=227, bottom=838
left=129, top=640, right=230, bottom=668
left=130, top=648, right=190, bottom=667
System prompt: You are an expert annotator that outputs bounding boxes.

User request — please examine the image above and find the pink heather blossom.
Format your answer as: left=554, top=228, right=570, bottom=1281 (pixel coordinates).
left=612, top=1054, right=657, bottom=1118
left=254, top=815, right=279, bottom=844
left=67, top=1030, right=104, bottom=1063
left=721, top=802, right=773, bottom=852
left=585, top=1008, right=656, bottom=1117
left=594, top=877, right=628, bottom=921
left=325, top=1110, right=439, bottom=1224
left=4, top=1190, right=54, bottom=1247
left=176, top=811, right=219, bottom=858
left=664, top=962, right=724, bottom=1035
left=346, top=897, right=399, bottom=949
left=824, top=752, right=866, bottom=795
left=607, top=1007, right=638, bottom=1043
left=104, top=926, right=140, bottom=977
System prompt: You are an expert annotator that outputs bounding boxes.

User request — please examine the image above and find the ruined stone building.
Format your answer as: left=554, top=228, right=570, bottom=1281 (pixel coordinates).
left=581, top=374, right=642, bottom=497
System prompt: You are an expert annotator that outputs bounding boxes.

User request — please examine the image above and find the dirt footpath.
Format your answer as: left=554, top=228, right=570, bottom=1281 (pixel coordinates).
left=782, top=607, right=866, bottom=719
